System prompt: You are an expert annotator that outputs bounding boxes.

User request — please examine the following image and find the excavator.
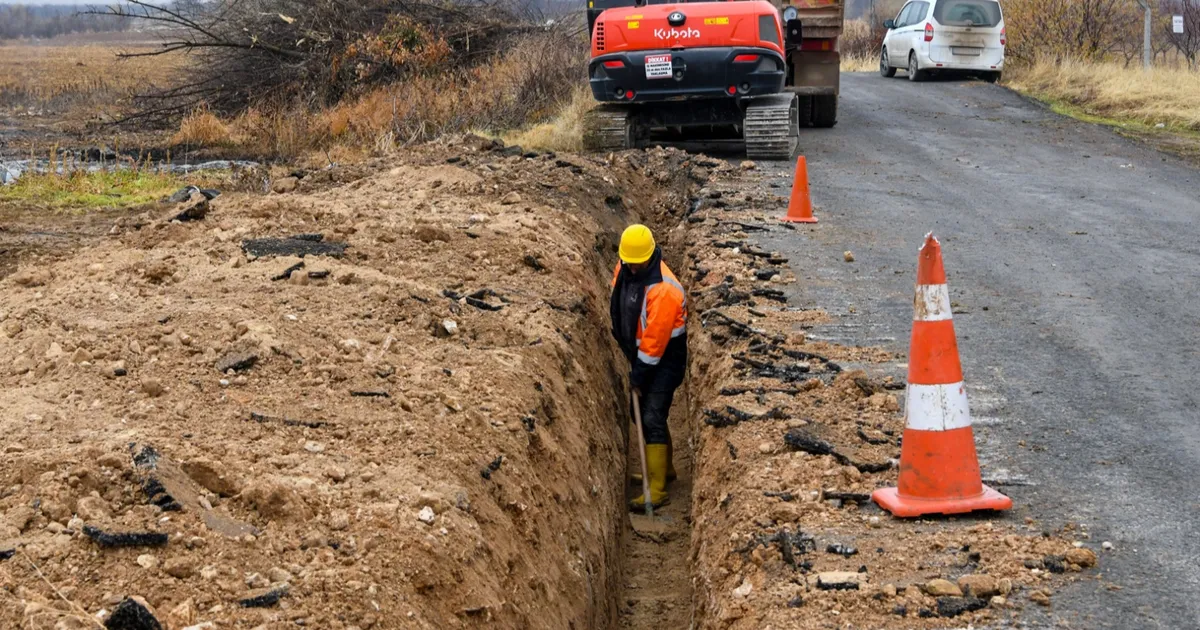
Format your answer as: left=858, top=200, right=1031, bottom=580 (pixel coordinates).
left=583, top=0, right=844, bottom=160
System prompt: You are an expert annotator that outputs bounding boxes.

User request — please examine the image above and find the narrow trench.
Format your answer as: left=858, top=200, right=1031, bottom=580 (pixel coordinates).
left=612, top=207, right=698, bottom=630
left=617, top=384, right=695, bottom=629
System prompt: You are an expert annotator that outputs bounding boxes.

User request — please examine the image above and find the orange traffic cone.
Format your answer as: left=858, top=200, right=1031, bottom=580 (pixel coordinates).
left=872, top=233, right=1012, bottom=518
left=782, top=156, right=817, bottom=224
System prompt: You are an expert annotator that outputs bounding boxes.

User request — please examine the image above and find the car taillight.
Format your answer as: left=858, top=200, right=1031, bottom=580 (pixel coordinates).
left=1000, top=26, right=1006, bottom=46
left=924, top=22, right=934, bottom=42
left=733, top=54, right=759, bottom=63
left=603, top=60, right=624, bottom=68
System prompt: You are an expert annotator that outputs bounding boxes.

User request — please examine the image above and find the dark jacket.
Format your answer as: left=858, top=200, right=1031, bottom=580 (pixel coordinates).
left=610, top=247, right=688, bottom=391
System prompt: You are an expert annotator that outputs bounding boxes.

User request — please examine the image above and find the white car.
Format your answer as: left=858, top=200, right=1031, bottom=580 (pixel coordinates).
left=879, top=0, right=1005, bottom=82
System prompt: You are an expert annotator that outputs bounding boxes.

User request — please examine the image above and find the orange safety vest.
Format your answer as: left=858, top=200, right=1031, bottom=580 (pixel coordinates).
left=611, top=260, right=688, bottom=367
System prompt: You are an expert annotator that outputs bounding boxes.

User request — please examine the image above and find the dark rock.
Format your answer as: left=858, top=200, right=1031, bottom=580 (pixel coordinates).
left=787, top=596, right=804, bottom=608
left=783, top=430, right=837, bottom=457
left=239, top=584, right=289, bottom=608
left=446, top=156, right=463, bottom=164
left=114, top=368, right=128, bottom=377
left=937, top=596, right=988, bottom=618
left=83, top=526, right=168, bottom=549
left=308, top=270, right=330, bottom=279
left=499, top=145, right=524, bottom=157
left=242, top=237, right=347, bottom=259
left=523, top=254, right=546, bottom=272
left=215, top=351, right=259, bottom=373
left=1043, top=555, right=1067, bottom=574
left=0, top=548, right=13, bottom=561
left=918, top=608, right=936, bottom=618
left=824, top=492, right=871, bottom=503
left=271, top=262, right=305, bottom=281
left=105, top=597, right=162, bottom=630
left=167, top=186, right=220, bottom=204
left=826, top=544, right=858, bottom=557
left=892, top=605, right=908, bottom=616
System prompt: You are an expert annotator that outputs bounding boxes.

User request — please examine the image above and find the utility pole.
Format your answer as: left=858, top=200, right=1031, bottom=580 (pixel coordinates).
left=1136, top=0, right=1152, bottom=69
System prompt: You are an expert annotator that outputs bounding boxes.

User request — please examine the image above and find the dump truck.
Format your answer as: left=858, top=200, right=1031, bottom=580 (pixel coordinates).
left=583, top=0, right=845, bottom=159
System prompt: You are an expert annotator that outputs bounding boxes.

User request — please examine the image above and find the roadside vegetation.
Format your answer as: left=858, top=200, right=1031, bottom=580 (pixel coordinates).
left=0, top=168, right=203, bottom=212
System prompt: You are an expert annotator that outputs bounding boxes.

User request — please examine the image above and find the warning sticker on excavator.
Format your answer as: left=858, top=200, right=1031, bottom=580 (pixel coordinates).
left=645, top=54, right=672, bottom=79
left=704, top=17, right=729, bottom=25
left=627, top=20, right=640, bottom=29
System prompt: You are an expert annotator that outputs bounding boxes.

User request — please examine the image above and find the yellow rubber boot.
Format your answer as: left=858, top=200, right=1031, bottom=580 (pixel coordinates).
left=631, top=444, right=670, bottom=511
left=632, top=438, right=677, bottom=483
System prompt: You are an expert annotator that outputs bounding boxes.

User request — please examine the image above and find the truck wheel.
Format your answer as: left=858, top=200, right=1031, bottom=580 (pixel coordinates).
left=981, top=71, right=1002, bottom=83
left=811, top=95, right=837, bottom=128
left=907, top=52, right=926, bottom=82
left=880, top=47, right=896, bottom=78
left=796, top=95, right=813, bottom=128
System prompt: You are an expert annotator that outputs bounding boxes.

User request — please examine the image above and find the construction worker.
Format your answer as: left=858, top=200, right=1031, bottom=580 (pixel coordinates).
left=610, top=224, right=687, bottom=510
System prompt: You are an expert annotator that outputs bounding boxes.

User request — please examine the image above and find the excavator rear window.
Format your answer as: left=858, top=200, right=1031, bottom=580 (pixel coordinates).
left=758, top=15, right=780, bottom=46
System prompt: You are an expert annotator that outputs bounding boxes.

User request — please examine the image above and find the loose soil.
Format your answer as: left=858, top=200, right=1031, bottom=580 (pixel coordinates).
left=0, top=141, right=696, bottom=629
left=658, top=161, right=1103, bottom=629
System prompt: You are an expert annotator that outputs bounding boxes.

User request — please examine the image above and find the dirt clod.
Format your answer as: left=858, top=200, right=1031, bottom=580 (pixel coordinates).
left=1065, top=547, right=1098, bottom=568
left=924, top=579, right=964, bottom=597
left=958, top=573, right=1000, bottom=597
left=214, top=350, right=258, bottom=373
left=816, top=572, right=864, bottom=590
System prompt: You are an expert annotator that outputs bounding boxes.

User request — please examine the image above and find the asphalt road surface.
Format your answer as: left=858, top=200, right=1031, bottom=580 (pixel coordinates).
left=751, top=72, right=1200, bottom=628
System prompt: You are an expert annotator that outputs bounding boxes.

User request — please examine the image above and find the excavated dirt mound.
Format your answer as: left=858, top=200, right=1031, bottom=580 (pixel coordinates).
left=0, top=143, right=699, bottom=629
left=656, top=163, right=1102, bottom=629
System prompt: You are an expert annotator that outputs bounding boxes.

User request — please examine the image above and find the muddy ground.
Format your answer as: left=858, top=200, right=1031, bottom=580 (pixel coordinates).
left=0, top=140, right=1101, bottom=630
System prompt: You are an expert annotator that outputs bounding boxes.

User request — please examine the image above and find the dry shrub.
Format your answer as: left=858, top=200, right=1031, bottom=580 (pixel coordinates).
left=198, top=31, right=589, bottom=159
left=1004, top=0, right=1142, bottom=64
left=1007, top=57, right=1200, bottom=130
left=96, top=0, right=542, bottom=125
left=503, top=85, right=595, bottom=152
left=171, top=109, right=232, bottom=147
left=841, top=19, right=882, bottom=71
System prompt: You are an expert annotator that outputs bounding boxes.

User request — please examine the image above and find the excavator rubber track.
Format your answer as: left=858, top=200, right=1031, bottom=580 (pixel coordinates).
left=582, top=105, right=635, bottom=152
left=743, top=94, right=799, bottom=160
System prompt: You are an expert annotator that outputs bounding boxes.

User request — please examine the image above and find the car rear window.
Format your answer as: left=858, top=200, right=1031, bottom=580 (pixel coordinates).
left=934, top=0, right=1001, bottom=27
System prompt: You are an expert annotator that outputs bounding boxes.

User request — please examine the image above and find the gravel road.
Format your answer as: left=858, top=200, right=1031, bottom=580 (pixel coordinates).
left=751, top=72, right=1200, bottom=628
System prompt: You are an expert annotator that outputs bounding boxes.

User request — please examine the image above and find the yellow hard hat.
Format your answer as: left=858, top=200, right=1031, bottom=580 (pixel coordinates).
left=619, top=224, right=656, bottom=264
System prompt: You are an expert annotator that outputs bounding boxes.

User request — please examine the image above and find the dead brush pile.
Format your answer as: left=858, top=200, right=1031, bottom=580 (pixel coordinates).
left=97, top=0, right=588, bottom=157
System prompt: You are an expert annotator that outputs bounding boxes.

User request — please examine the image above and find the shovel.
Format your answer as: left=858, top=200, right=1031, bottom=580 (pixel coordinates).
left=631, top=390, right=654, bottom=517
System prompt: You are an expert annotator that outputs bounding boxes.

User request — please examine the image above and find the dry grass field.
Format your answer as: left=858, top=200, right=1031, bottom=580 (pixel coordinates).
left=0, top=40, right=180, bottom=119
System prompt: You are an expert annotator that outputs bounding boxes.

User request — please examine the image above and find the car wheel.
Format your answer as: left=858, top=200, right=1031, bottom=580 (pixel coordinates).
left=982, top=71, right=1002, bottom=83
left=880, top=47, right=896, bottom=78
left=907, top=52, right=925, bottom=82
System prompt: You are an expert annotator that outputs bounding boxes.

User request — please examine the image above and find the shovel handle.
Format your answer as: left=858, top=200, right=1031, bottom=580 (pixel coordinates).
left=631, top=390, right=654, bottom=517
